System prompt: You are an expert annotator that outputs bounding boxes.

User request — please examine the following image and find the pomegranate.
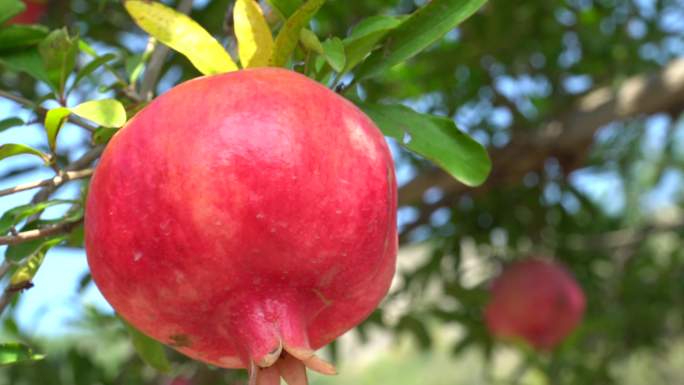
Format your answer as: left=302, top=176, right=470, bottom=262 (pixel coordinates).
left=85, top=68, right=397, bottom=385
left=484, top=258, right=585, bottom=350
left=7, top=0, right=47, bottom=25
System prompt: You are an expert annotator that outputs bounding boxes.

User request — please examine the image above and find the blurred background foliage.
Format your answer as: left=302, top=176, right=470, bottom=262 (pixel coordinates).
left=1, top=0, right=684, bottom=384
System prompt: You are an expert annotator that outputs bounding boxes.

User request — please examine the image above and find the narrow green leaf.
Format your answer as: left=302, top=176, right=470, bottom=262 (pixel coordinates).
left=77, top=39, right=97, bottom=56
left=39, top=28, right=78, bottom=93
left=0, top=143, right=50, bottom=164
left=343, top=15, right=405, bottom=72
left=70, top=99, right=126, bottom=128
left=361, top=103, right=491, bottom=187
left=299, top=28, right=323, bottom=54
left=270, top=0, right=325, bottom=67
left=9, top=237, right=64, bottom=290
left=124, top=0, right=237, bottom=75
left=0, top=343, right=45, bottom=366
left=0, top=25, right=49, bottom=52
left=44, top=107, right=71, bottom=152
left=265, top=0, right=302, bottom=18
left=354, top=0, right=487, bottom=80
left=321, top=37, right=345, bottom=73
left=72, top=53, right=117, bottom=90
left=0, top=0, right=26, bottom=24
left=0, top=118, right=24, bottom=133
left=0, top=48, right=55, bottom=88
left=92, top=127, right=119, bottom=145
left=0, top=200, right=75, bottom=235
left=122, top=319, right=171, bottom=373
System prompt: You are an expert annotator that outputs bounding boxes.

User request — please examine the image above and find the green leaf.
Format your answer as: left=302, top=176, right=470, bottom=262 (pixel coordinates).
left=38, top=28, right=78, bottom=93
left=361, top=103, right=491, bottom=187
left=0, top=200, right=75, bottom=235
left=124, top=0, right=237, bottom=75
left=0, top=48, right=55, bottom=88
left=44, top=107, right=71, bottom=152
left=0, top=343, right=45, bottom=366
left=0, top=0, right=26, bottom=24
left=0, top=118, right=24, bottom=133
left=71, top=53, right=117, bottom=90
left=234, top=0, right=274, bottom=68
left=0, top=25, right=49, bottom=52
left=0, top=143, right=50, bottom=164
left=122, top=319, right=171, bottom=373
left=5, top=237, right=44, bottom=262
left=343, top=15, right=405, bottom=72
left=9, top=237, right=64, bottom=290
left=299, top=28, right=323, bottom=54
left=92, top=127, right=119, bottom=145
left=270, top=0, right=325, bottom=67
left=321, top=37, right=345, bottom=73
left=70, top=99, right=126, bottom=128
left=354, top=0, right=487, bottom=80
left=265, top=0, right=302, bottom=18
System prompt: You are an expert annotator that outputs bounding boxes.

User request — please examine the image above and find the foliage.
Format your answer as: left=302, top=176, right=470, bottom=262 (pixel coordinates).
left=0, top=0, right=683, bottom=384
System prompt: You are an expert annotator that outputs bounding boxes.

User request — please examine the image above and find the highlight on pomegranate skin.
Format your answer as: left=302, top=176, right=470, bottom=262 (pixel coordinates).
left=84, top=68, right=398, bottom=385
left=484, top=258, right=586, bottom=350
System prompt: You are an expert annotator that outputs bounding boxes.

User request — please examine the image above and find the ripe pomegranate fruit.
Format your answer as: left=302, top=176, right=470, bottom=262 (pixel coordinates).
left=484, top=258, right=585, bottom=350
left=85, top=68, right=397, bottom=385
left=7, top=0, right=47, bottom=25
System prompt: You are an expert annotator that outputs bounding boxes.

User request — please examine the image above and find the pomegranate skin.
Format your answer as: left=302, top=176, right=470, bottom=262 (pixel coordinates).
left=7, top=0, right=47, bottom=25
left=484, top=258, right=585, bottom=350
left=85, top=68, right=397, bottom=375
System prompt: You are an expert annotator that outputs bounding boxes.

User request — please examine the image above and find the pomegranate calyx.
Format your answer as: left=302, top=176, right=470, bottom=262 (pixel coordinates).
left=248, top=347, right=337, bottom=385
left=284, top=345, right=336, bottom=375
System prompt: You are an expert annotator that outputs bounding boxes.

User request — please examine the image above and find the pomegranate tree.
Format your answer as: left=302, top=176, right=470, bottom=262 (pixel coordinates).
left=484, top=258, right=585, bottom=350
left=85, top=68, right=398, bottom=384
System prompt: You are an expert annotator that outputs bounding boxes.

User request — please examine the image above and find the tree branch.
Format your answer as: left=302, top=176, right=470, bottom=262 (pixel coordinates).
left=0, top=219, right=83, bottom=246
left=26, top=146, right=103, bottom=222
left=398, top=58, right=684, bottom=222
left=0, top=169, right=93, bottom=197
left=0, top=89, right=98, bottom=132
left=139, top=0, right=195, bottom=99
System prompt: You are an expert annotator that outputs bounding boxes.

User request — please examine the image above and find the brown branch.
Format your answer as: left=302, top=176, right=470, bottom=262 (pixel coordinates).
left=398, top=58, right=684, bottom=225
left=139, top=0, right=195, bottom=99
left=0, top=169, right=93, bottom=197
left=0, top=89, right=99, bottom=132
left=0, top=261, right=11, bottom=280
left=26, top=146, right=103, bottom=222
left=0, top=219, right=83, bottom=246
left=0, top=291, right=15, bottom=317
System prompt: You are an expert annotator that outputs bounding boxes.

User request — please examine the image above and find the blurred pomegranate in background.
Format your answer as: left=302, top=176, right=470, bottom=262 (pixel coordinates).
left=484, top=258, right=586, bottom=350
left=6, top=0, right=47, bottom=24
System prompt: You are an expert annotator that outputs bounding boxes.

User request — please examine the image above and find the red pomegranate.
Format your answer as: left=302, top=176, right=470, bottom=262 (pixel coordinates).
left=85, top=68, right=397, bottom=385
left=7, top=0, right=47, bottom=24
left=484, top=258, right=585, bottom=350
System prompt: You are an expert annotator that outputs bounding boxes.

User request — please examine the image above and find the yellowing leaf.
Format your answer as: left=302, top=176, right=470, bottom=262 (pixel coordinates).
left=124, top=0, right=237, bottom=75
left=70, top=99, right=127, bottom=128
left=234, top=0, right=274, bottom=68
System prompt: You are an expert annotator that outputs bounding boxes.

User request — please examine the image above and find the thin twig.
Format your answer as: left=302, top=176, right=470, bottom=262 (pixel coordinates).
left=139, top=0, right=195, bottom=100
left=0, top=261, right=11, bottom=280
left=26, top=146, right=103, bottom=222
left=0, top=290, right=15, bottom=317
left=0, top=89, right=98, bottom=132
left=0, top=169, right=94, bottom=197
left=0, top=219, right=83, bottom=246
